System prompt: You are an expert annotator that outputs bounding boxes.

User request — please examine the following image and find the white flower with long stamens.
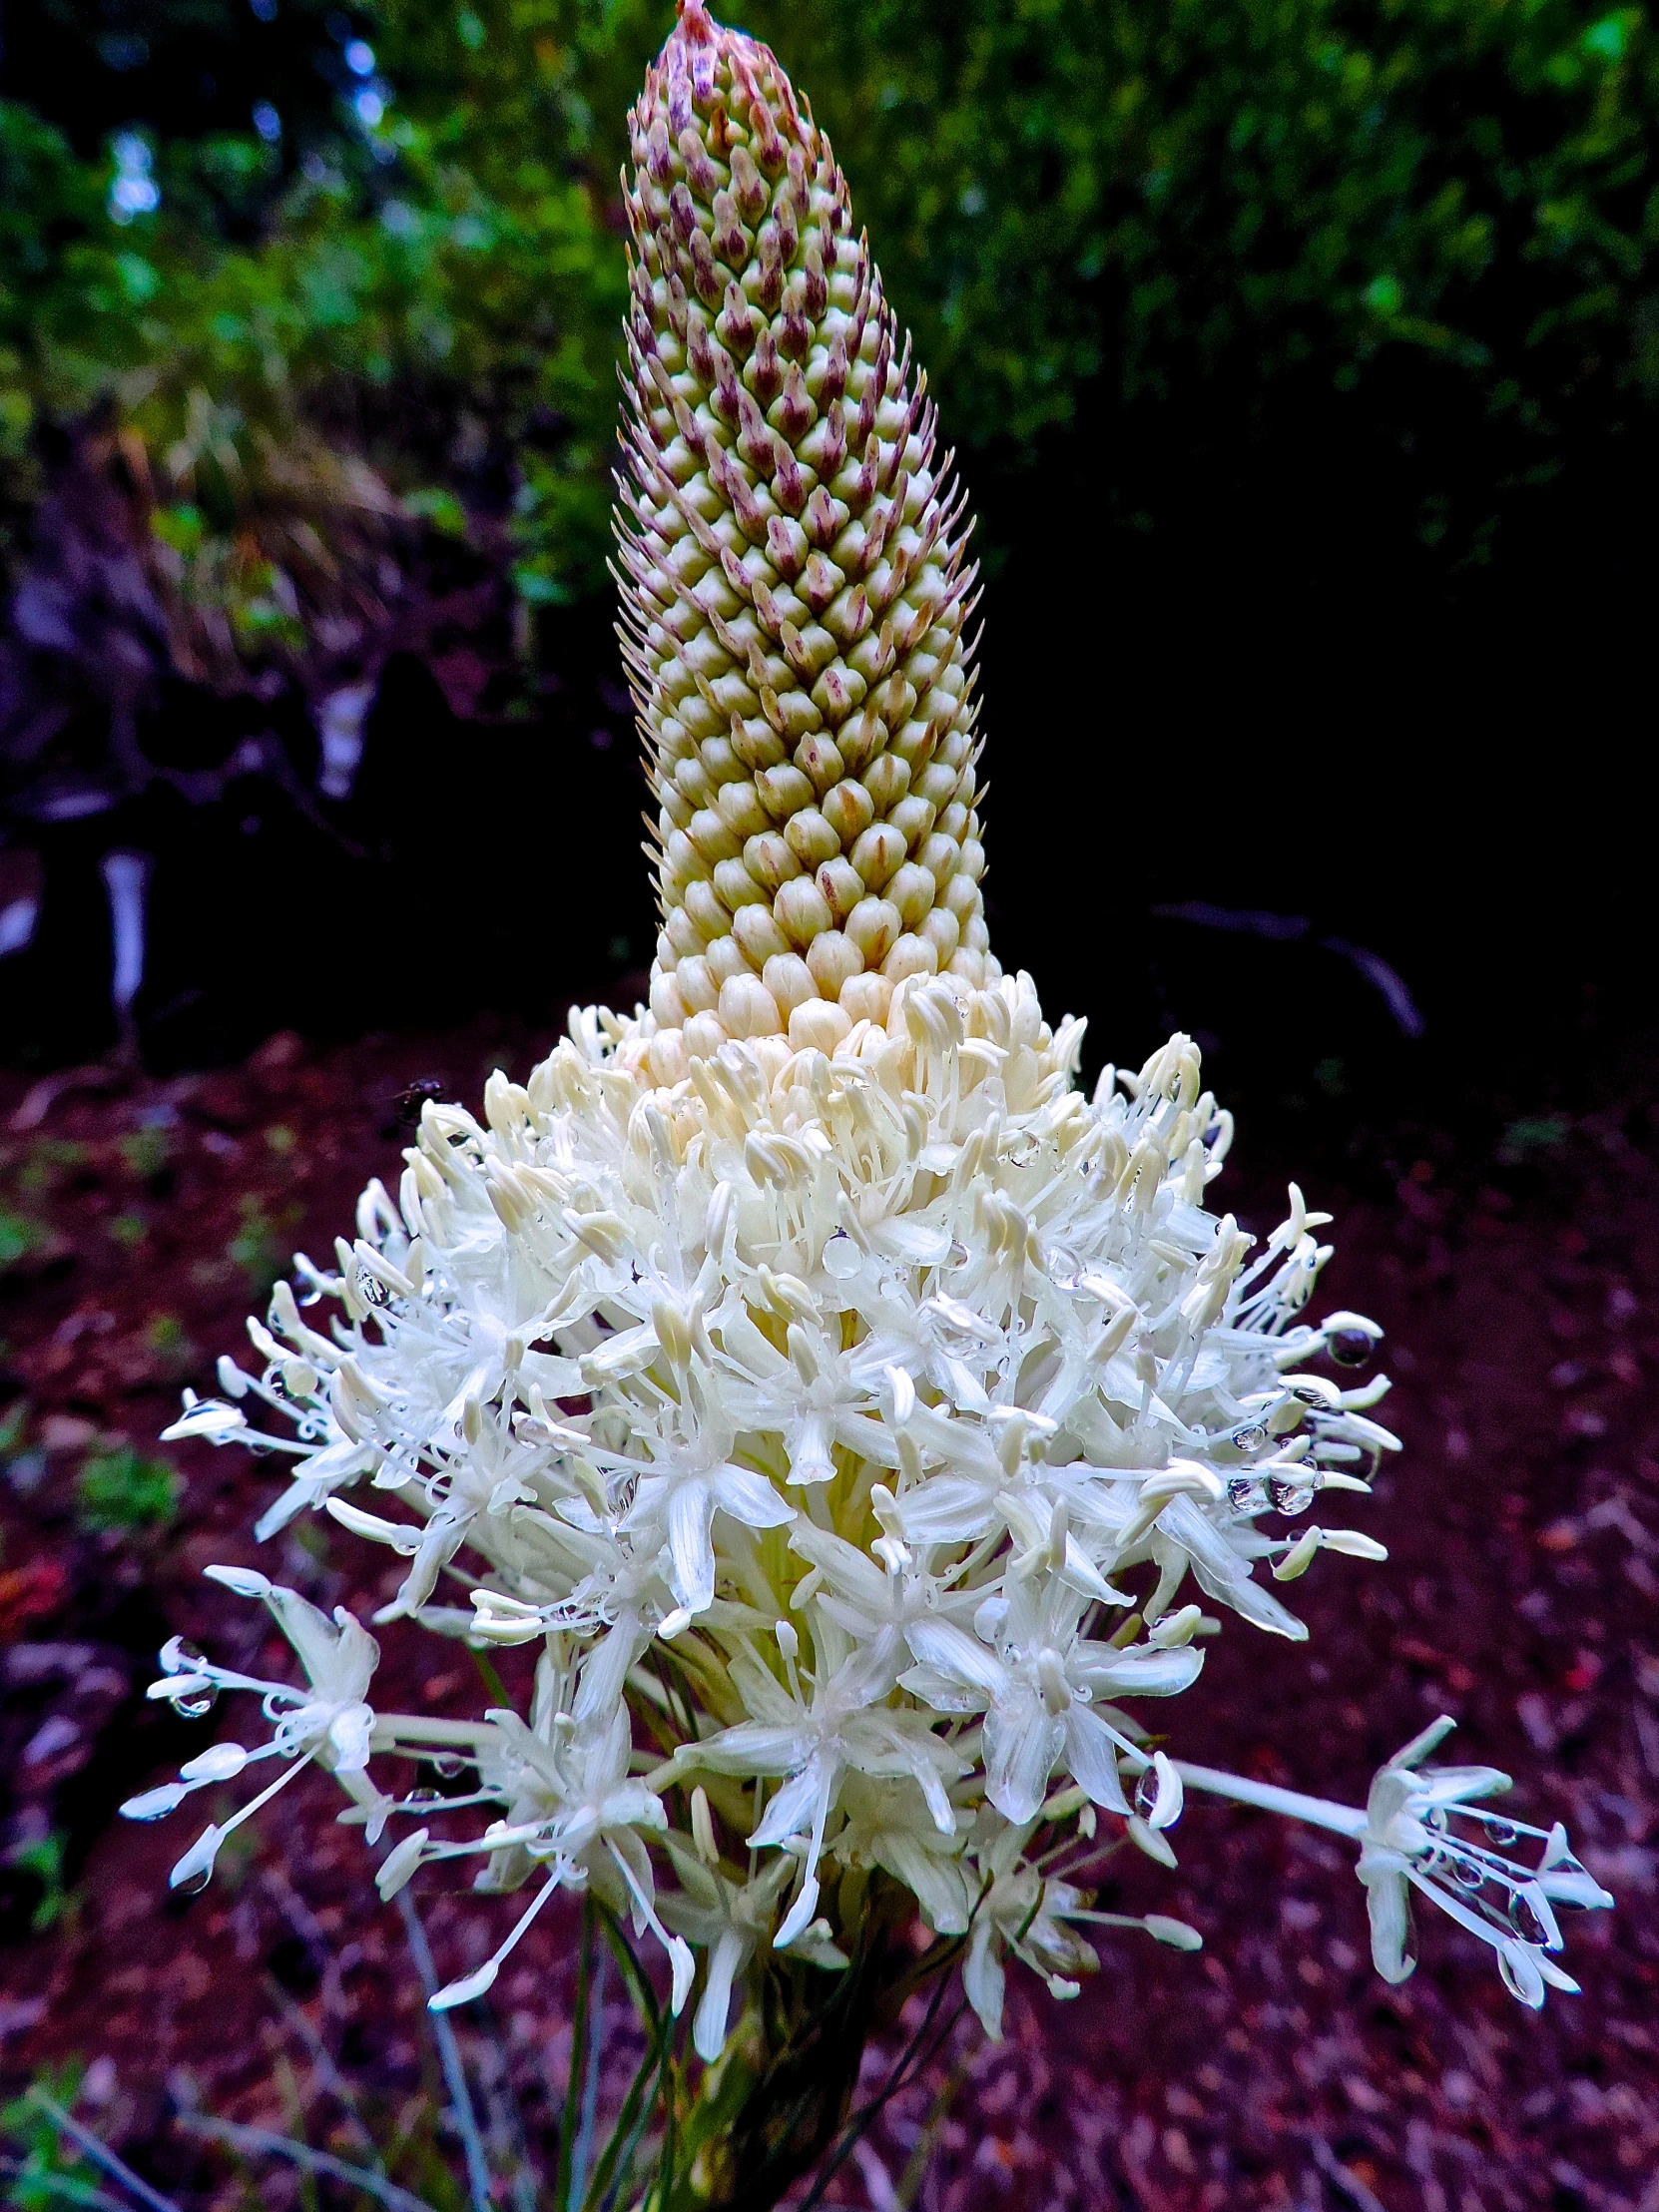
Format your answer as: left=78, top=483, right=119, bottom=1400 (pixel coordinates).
left=123, top=1567, right=389, bottom=1886
left=1175, top=1716, right=1614, bottom=2009
left=131, top=3, right=1609, bottom=2097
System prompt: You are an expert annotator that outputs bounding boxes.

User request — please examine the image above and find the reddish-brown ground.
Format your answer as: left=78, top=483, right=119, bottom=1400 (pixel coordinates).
left=0, top=1021, right=1654, bottom=2209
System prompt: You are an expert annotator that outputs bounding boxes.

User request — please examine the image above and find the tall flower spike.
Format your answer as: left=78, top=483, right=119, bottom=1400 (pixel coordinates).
left=620, top=0, right=990, bottom=1076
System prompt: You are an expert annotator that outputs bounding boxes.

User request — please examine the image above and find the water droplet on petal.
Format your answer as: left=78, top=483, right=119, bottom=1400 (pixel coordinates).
left=1453, top=1858, right=1486, bottom=1891
left=1505, top=1887, right=1551, bottom=1945
left=1226, top=1476, right=1264, bottom=1510
left=176, top=1684, right=220, bottom=1719
left=823, top=1231, right=860, bottom=1281
left=1485, top=1818, right=1519, bottom=1847
left=1231, top=1424, right=1268, bottom=1454
left=1329, top=1329, right=1376, bottom=1368
left=1269, top=1476, right=1316, bottom=1515
left=1133, top=1768, right=1161, bottom=1820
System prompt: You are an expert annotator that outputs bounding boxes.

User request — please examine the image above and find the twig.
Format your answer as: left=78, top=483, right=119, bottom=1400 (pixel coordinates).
left=396, top=1887, right=494, bottom=2212
left=175, top=2112, right=442, bottom=2212
left=23, top=2090, right=182, bottom=2212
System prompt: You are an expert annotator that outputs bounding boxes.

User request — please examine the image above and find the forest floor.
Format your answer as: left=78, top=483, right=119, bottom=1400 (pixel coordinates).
left=0, top=1014, right=1654, bottom=2211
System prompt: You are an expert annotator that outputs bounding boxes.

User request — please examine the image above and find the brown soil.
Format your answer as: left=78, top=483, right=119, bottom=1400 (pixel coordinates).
left=1, top=1022, right=1654, bottom=2209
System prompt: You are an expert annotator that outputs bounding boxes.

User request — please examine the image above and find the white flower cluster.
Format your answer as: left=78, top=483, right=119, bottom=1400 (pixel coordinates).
left=132, top=972, right=1608, bottom=2037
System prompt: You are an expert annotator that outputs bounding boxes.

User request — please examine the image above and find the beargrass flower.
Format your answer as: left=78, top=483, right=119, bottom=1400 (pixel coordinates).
left=127, top=9, right=1608, bottom=2191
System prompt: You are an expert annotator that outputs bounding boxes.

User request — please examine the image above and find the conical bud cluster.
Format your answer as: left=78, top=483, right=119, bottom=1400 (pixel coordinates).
left=618, top=0, right=992, bottom=1069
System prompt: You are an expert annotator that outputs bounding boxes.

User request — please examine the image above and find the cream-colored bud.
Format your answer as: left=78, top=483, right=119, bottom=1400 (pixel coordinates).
left=720, top=973, right=782, bottom=1037
left=763, top=952, right=817, bottom=1014
left=849, top=823, right=905, bottom=891
left=734, top=901, right=792, bottom=967
left=845, top=896, right=900, bottom=965
left=675, top=955, right=719, bottom=1014
left=883, top=932, right=939, bottom=982
left=785, top=808, right=841, bottom=867
left=807, top=928, right=863, bottom=997
left=684, top=1010, right=727, bottom=1059
left=840, top=970, right=891, bottom=1024
left=816, top=856, right=863, bottom=922
left=775, top=874, right=833, bottom=947
left=822, top=777, right=875, bottom=845
left=887, top=860, right=936, bottom=929
left=919, top=906, right=960, bottom=963
left=788, top=997, right=851, bottom=1052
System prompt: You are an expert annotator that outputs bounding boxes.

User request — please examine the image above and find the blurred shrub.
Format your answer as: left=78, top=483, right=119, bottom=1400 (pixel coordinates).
left=2, top=0, right=1655, bottom=662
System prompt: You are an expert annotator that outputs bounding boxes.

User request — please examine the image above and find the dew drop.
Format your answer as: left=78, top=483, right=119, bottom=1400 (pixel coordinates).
left=1133, top=1768, right=1162, bottom=1820
left=823, top=1231, right=860, bottom=1281
left=175, top=1685, right=220, bottom=1719
left=175, top=1862, right=215, bottom=1897
left=428, top=1754, right=467, bottom=1780
left=165, top=1638, right=209, bottom=1676
left=1328, top=1329, right=1376, bottom=1369
left=1505, top=1888, right=1550, bottom=1945
left=1269, top=1476, right=1316, bottom=1515
left=1453, top=1858, right=1486, bottom=1891
left=1484, top=1818, right=1519, bottom=1847
left=1226, top=1476, right=1265, bottom=1510
left=1231, top=1424, right=1268, bottom=1455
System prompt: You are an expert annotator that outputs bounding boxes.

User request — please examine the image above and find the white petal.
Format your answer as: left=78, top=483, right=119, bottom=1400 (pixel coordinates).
left=667, top=1936, right=696, bottom=2016
left=903, top=1618, right=1008, bottom=1702
left=1062, top=1706, right=1130, bottom=1815
left=962, top=1923, right=1006, bottom=2041
left=1362, top=1868, right=1415, bottom=1982
left=667, top=1480, right=717, bottom=1614
left=774, top=1872, right=821, bottom=1950
left=711, top=1463, right=795, bottom=1530
left=1146, top=1751, right=1184, bottom=1829
left=1496, top=1940, right=1546, bottom=2009
left=984, top=1701, right=1063, bottom=1826
left=693, top=1929, right=747, bottom=2063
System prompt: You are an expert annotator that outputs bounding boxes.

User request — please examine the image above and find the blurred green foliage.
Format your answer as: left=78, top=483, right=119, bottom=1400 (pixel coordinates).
left=2, top=0, right=1655, bottom=661
left=74, top=1443, right=182, bottom=1531
left=0, top=1205, right=33, bottom=1270
left=1, top=2067, right=88, bottom=2209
